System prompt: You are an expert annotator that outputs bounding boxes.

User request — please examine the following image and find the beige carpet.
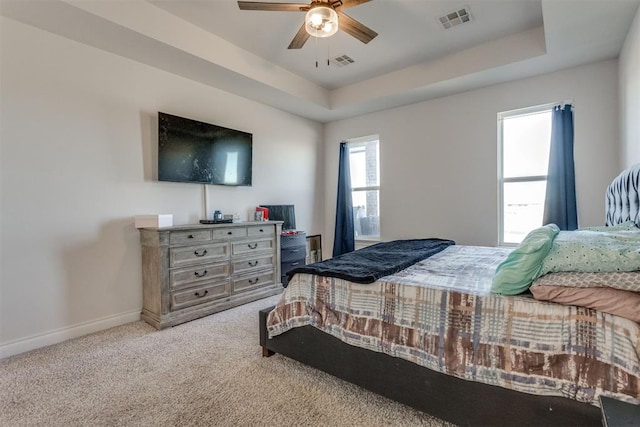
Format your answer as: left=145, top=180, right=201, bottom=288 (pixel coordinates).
left=0, top=295, right=452, bottom=426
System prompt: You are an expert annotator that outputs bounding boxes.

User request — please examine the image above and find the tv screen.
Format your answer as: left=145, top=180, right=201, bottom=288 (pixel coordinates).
left=260, top=205, right=296, bottom=230
left=158, top=112, right=252, bottom=186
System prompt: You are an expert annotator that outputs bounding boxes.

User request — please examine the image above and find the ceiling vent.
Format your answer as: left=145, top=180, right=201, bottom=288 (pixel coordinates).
left=331, top=54, right=355, bottom=67
left=437, top=6, right=472, bottom=30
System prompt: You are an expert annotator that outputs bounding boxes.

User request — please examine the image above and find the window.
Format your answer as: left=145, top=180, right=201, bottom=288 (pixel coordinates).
left=347, top=136, right=380, bottom=240
left=498, top=105, right=553, bottom=245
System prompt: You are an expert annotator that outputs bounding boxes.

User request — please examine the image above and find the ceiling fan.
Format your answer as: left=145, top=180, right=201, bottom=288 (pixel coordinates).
left=237, top=0, right=378, bottom=49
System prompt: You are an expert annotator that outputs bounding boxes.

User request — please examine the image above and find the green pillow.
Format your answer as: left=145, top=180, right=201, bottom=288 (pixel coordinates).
left=492, top=224, right=560, bottom=295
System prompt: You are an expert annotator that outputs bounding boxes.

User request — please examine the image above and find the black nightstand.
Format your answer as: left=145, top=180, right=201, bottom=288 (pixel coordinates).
left=600, top=396, right=640, bottom=426
left=280, top=232, right=306, bottom=287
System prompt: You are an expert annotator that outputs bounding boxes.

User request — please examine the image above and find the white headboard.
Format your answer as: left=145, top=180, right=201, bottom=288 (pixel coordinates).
left=605, top=163, right=640, bottom=226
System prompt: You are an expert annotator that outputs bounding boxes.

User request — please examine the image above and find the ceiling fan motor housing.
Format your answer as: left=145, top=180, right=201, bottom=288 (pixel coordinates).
left=305, top=4, right=339, bottom=37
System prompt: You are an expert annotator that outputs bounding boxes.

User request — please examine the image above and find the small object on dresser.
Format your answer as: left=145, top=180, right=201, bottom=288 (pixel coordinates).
left=134, top=214, right=173, bottom=229
left=254, top=211, right=264, bottom=221
left=213, top=210, right=223, bottom=220
left=199, top=219, right=233, bottom=224
left=255, top=206, right=269, bottom=220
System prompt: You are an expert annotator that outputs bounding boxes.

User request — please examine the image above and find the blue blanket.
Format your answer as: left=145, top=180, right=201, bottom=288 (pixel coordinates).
left=286, top=238, right=455, bottom=284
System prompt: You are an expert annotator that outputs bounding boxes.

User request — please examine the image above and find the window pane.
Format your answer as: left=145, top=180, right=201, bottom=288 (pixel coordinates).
left=503, top=181, right=547, bottom=244
left=353, top=190, right=379, bottom=239
left=503, top=111, right=552, bottom=178
left=349, top=141, right=379, bottom=188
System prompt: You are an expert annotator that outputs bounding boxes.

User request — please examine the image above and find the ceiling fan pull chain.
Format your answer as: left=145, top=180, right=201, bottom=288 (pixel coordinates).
left=315, top=34, right=319, bottom=68
left=327, top=38, right=330, bottom=66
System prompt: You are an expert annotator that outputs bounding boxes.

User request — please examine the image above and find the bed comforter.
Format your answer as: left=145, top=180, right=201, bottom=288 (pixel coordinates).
left=267, top=245, right=640, bottom=406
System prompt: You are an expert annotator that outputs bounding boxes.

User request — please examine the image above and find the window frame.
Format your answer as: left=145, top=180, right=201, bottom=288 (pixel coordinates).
left=497, top=103, right=555, bottom=246
left=346, top=135, right=380, bottom=242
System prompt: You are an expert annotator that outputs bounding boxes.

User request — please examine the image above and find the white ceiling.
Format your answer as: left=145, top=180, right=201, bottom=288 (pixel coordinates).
left=2, top=0, right=639, bottom=122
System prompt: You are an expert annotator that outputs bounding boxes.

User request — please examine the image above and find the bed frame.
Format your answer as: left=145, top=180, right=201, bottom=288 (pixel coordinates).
left=259, top=308, right=600, bottom=426
left=259, top=164, right=640, bottom=426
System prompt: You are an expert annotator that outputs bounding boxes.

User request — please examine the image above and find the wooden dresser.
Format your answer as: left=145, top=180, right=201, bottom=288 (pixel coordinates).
left=139, top=221, right=283, bottom=329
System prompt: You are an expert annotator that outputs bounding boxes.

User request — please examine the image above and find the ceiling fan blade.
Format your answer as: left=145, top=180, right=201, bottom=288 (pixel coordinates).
left=337, top=11, right=378, bottom=44
left=331, top=0, right=371, bottom=10
left=288, top=22, right=310, bottom=49
left=237, top=1, right=309, bottom=12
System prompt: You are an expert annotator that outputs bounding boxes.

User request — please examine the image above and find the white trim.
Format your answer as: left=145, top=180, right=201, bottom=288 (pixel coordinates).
left=345, top=134, right=379, bottom=145
left=0, top=309, right=141, bottom=359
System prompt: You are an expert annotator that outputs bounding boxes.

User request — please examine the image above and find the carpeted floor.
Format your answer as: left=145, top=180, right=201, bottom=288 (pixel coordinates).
left=0, top=296, right=452, bottom=426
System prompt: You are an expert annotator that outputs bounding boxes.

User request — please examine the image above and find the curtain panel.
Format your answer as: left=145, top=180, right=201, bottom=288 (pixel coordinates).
left=543, top=104, right=578, bottom=230
left=333, top=142, right=355, bottom=256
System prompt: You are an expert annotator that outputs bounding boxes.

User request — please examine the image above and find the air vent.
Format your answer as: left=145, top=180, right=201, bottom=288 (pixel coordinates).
left=331, top=54, right=355, bottom=67
left=437, top=6, right=472, bottom=30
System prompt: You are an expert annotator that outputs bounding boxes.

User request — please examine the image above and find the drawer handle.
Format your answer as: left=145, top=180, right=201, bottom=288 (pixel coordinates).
left=291, top=262, right=300, bottom=267
left=194, top=249, right=208, bottom=257
left=188, top=234, right=195, bottom=239
left=194, top=290, right=209, bottom=298
left=247, top=243, right=258, bottom=249
left=248, top=278, right=259, bottom=284
left=290, top=249, right=300, bottom=253
left=194, top=270, right=208, bottom=278
left=259, top=229, right=264, bottom=232
left=248, top=260, right=259, bottom=267
left=227, top=231, right=233, bottom=235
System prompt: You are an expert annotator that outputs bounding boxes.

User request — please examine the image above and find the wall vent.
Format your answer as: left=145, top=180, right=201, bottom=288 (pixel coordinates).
left=437, top=6, right=472, bottom=30
left=331, top=54, right=355, bottom=67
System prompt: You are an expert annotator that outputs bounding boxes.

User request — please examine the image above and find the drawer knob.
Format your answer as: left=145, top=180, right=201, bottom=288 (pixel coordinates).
left=248, top=243, right=258, bottom=249
left=249, top=278, right=259, bottom=284
left=194, top=249, right=208, bottom=257
left=194, top=270, right=208, bottom=278
left=188, top=234, right=195, bottom=239
left=227, top=231, right=233, bottom=235
left=248, top=260, right=258, bottom=267
left=259, top=229, right=264, bottom=232
left=194, top=290, right=209, bottom=298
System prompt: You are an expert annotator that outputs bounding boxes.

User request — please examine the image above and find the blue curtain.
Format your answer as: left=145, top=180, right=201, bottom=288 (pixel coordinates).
left=543, top=104, right=577, bottom=230
left=332, top=142, right=355, bottom=256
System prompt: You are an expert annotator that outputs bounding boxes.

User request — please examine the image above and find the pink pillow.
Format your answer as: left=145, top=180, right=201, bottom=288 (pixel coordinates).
left=530, top=284, right=640, bottom=323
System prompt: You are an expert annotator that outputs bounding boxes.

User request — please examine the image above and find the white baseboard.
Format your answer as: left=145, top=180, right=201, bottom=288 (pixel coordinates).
left=0, top=309, right=142, bottom=359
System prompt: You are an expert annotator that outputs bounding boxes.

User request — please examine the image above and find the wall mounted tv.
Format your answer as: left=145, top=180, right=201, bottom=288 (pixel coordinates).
left=158, top=112, right=252, bottom=186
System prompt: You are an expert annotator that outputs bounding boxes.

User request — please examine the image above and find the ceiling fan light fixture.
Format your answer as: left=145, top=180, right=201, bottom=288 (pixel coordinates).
left=305, top=5, right=338, bottom=38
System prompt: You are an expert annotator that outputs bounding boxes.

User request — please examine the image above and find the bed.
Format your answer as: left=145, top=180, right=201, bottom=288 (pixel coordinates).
left=259, top=165, right=640, bottom=426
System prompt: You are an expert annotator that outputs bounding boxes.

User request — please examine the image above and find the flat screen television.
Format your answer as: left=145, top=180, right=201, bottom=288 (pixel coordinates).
left=260, top=204, right=296, bottom=230
left=158, top=112, right=252, bottom=186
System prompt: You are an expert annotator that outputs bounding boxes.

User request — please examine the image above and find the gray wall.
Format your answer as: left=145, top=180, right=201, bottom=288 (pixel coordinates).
left=0, top=18, right=324, bottom=356
left=325, top=60, right=620, bottom=252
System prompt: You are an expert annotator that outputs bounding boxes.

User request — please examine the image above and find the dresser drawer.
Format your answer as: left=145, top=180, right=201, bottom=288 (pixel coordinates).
left=212, top=227, right=247, bottom=240
left=170, top=262, right=230, bottom=291
left=231, top=254, right=275, bottom=275
left=170, top=243, right=229, bottom=268
left=247, top=225, right=275, bottom=237
left=170, top=230, right=212, bottom=246
left=281, top=246, right=306, bottom=262
left=281, top=259, right=305, bottom=275
left=232, top=270, right=274, bottom=294
left=232, top=238, right=274, bottom=256
left=170, top=281, right=231, bottom=311
left=281, top=232, right=306, bottom=248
